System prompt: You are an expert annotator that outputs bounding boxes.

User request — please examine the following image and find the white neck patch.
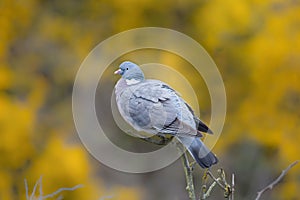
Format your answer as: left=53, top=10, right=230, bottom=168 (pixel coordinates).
left=126, top=78, right=141, bottom=85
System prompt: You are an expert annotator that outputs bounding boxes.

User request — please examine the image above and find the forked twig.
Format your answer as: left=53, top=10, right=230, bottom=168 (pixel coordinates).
left=24, top=176, right=83, bottom=200
left=202, top=169, right=234, bottom=199
left=201, top=175, right=221, bottom=200
left=206, top=170, right=226, bottom=190
left=29, top=176, right=42, bottom=199
left=255, top=160, right=299, bottom=200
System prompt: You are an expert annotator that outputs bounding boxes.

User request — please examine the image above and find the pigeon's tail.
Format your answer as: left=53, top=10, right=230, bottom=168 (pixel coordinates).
left=176, top=136, right=218, bottom=168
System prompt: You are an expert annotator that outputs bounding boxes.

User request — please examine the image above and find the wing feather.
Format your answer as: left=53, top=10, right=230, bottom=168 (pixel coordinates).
left=128, top=80, right=199, bottom=136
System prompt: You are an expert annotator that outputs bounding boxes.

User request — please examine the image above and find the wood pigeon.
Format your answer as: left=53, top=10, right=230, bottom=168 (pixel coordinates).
left=114, top=61, right=218, bottom=168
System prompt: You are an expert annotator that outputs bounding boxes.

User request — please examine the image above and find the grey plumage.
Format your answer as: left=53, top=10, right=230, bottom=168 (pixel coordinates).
left=114, top=61, right=218, bottom=168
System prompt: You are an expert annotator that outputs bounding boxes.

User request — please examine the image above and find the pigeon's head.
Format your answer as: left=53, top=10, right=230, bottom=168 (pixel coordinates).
left=114, top=61, right=145, bottom=81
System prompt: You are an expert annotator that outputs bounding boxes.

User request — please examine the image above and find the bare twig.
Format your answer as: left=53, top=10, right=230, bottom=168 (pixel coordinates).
left=200, top=170, right=208, bottom=199
left=42, top=184, right=83, bottom=199
left=24, top=176, right=83, bottom=200
left=201, top=177, right=221, bottom=199
left=181, top=150, right=196, bottom=200
left=206, top=170, right=226, bottom=190
left=204, top=169, right=234, bottom=199
left=230, top=173, right=235, bottom=200
left=141, top=134, right=197, bottom=200
left=24, top=179, right=29, bottom=200
left=202, top=181, right=217, bottom=199
left=176, top=142, right=196, bottom=200
left=219, top=169, right=232, bottom=198
left=30, top=176, right=42, bottom=200
left=255, top=160, right=299, bottom=200
left=39, top=176, right=43, bottom=198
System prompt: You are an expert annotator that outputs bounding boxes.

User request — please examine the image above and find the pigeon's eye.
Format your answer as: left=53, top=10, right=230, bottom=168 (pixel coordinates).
left=126, top=68, right=128, bottom=70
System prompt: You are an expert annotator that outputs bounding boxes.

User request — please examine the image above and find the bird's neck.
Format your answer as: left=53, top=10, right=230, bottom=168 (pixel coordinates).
left=125, top=78, right=142, bottom=85
left=115, top=78, right=142, bottom=97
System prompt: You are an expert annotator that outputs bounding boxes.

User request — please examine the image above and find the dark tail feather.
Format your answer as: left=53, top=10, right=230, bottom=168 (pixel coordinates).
left=191, top=149, right=218, bottom=168
left=196, top=119, right=213, bottom=134
left=177, top=136, right=218, bottom=168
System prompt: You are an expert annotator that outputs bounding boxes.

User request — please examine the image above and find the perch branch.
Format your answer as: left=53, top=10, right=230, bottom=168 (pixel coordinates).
left=140, top=135, right=172, bottom=145
left=132, top=130, right=173, bottom=145
left=176, top=142, right=196, bottom=200
left=255, top=160, right=299, bottom=200
left=139, top=133, right=196, bottom=199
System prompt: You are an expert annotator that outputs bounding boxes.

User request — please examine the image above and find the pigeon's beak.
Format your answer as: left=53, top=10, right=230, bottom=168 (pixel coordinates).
left=114, top=69, right=122, bottom=75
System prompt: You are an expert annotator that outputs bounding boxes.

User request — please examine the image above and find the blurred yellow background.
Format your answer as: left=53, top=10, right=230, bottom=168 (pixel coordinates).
left=0, top=0, right=299, bottom=199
